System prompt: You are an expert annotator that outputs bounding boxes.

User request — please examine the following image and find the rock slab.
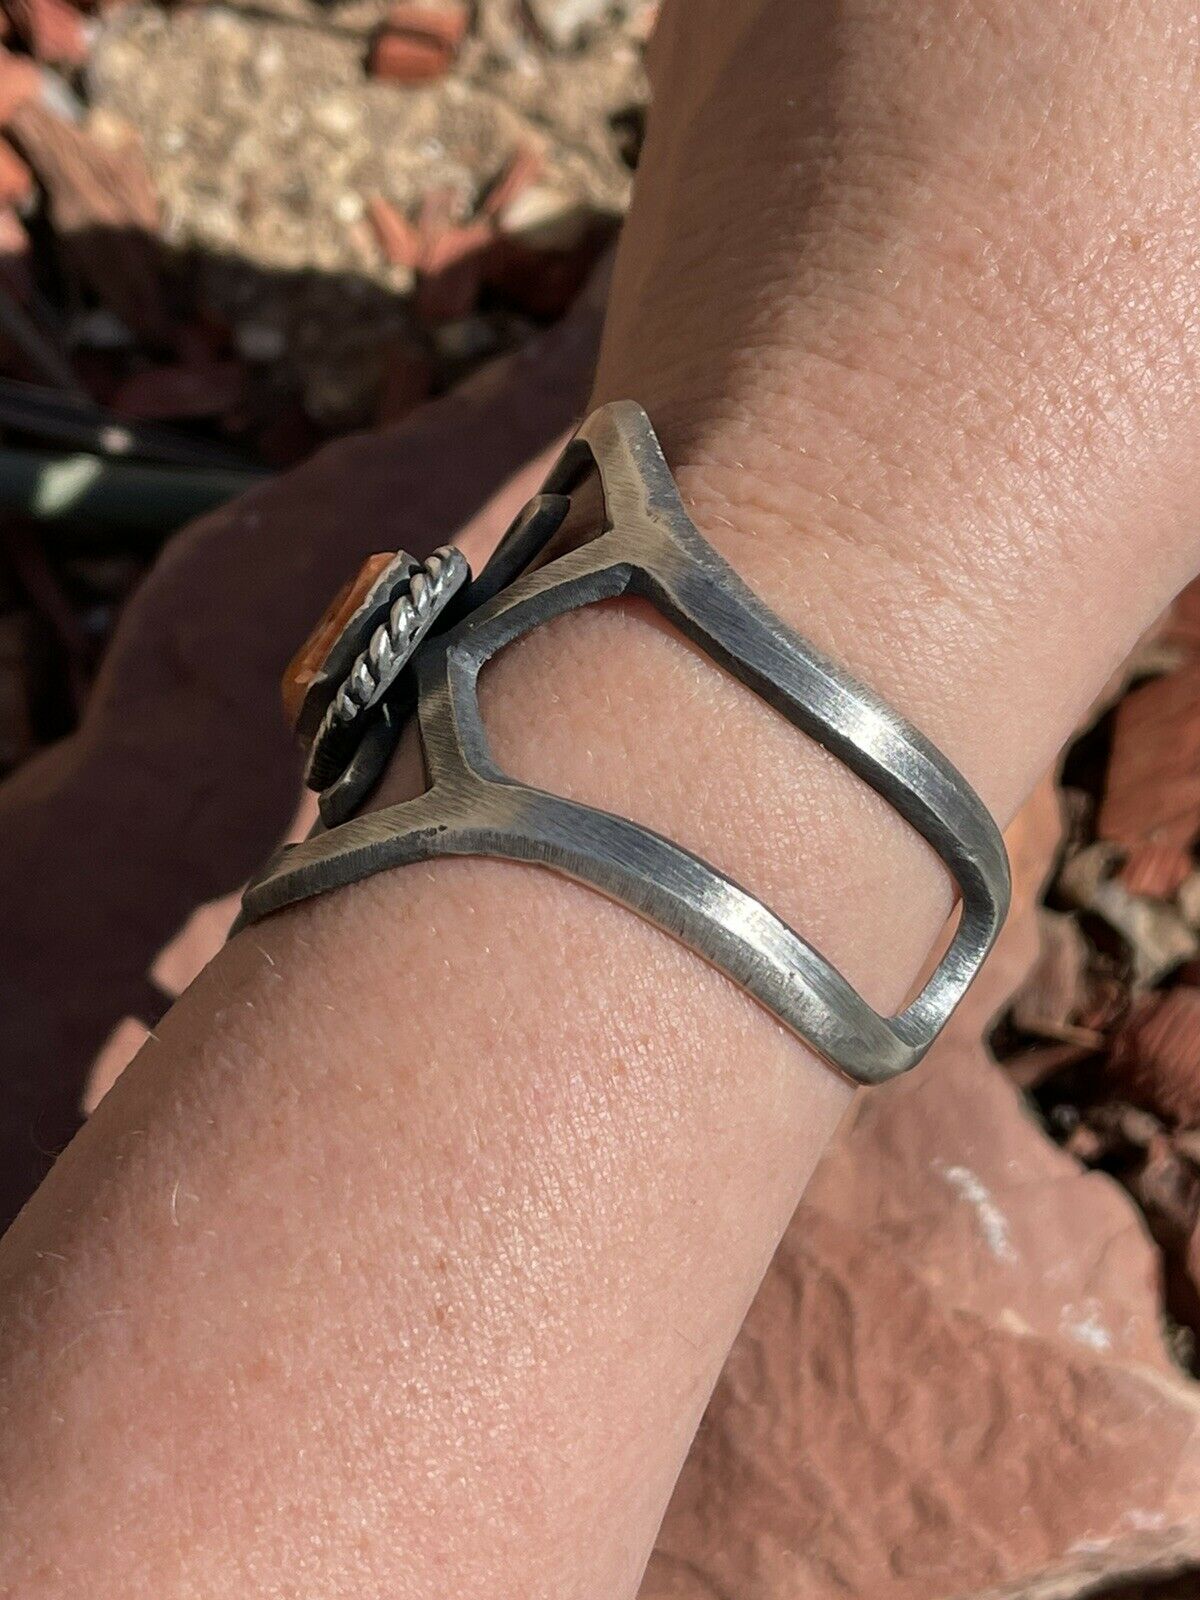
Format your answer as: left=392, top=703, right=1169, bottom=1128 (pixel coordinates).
left=644, top=784, right=1200, bottom=1600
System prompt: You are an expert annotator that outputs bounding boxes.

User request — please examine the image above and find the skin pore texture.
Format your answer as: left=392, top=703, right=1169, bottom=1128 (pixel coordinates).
left=4, top=2, right=1200, bottom=1597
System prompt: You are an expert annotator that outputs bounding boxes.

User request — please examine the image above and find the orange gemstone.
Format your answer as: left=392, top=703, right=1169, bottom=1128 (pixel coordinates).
left=282, top=552, right=395, bottom=730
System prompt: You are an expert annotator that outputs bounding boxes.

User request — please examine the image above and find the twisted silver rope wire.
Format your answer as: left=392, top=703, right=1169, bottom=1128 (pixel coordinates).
left=312, top=545, right=466, bottom=750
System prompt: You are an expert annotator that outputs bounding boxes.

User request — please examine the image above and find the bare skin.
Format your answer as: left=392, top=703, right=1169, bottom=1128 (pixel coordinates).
left=3, top=2, right=1200, bottom=1596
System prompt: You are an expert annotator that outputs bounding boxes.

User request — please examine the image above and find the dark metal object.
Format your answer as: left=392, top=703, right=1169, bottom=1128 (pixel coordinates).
left=239, top=401, right=1010, bottom=1085
left=0, top=376, right=263, bottom=472
left=300, top=546, right=468, bottom=795
left=311, top=503, right=571, bottom=825
left=0, top=446, right=266, bottom=531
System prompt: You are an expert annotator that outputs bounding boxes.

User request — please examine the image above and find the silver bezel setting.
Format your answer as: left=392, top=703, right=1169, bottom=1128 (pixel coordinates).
left=302, top=545, right=468, bottom=796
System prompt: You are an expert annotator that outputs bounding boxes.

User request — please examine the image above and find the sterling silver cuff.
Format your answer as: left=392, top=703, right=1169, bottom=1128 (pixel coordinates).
left=237, top=401, right=1010, bottom=1086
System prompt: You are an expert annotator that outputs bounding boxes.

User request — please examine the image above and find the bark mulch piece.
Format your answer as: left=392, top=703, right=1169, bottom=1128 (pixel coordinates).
left=9, top=100, right=168, bottom=341
left=0, top=44, right=39, bottom=124
left=415, top=217, right=495, bottom=323
left=368, top=2, right=468, bottom=83
left=3, top=0, right=88, bottom=68
left=479, top=141, right=545, bottom=221
left=375, top=151, right=606, bottom=327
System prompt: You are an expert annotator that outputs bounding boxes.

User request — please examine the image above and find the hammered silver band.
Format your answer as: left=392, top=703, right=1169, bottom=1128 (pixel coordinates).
left=238, top=401, right=1010, bottom=1086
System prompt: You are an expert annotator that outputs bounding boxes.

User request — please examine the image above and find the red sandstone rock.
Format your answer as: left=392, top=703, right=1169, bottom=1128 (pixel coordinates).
left=0, top=293, right=605, bottom=1227
left=1101, top=660, right=1200, bottom=881
left=646, top=1200, right=1200, bottom=1600
left=644, top=784, right=1200, bottom=1600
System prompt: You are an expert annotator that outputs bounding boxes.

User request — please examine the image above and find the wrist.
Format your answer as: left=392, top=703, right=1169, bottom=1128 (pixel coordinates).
left=590, top=0, right=1200, bottom=812
left=587, top=317, right=1178, bottom=832
left=372, top=407, right=967, bottom=1024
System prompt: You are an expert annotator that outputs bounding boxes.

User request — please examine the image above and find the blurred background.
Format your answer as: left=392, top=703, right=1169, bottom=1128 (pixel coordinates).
left=3, top=4, right=1200, bottom=1597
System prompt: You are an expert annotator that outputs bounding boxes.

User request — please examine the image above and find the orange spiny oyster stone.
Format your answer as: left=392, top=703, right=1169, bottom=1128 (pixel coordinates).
left=282, top=552, right=395, bottom=730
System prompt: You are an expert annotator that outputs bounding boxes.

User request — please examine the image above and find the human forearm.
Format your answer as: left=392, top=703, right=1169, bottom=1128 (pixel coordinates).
left=4, top=1, right=1200, bottom=1596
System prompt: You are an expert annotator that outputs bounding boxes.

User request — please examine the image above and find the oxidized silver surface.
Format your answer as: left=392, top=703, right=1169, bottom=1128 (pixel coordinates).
left=238, top=401, right=1011, bottom=1086
left=303, top=544, right=468, bottom=795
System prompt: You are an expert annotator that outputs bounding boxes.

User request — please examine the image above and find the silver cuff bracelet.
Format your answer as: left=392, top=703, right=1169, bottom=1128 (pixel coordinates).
left=237, top=401, right=1010, bottom=1086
